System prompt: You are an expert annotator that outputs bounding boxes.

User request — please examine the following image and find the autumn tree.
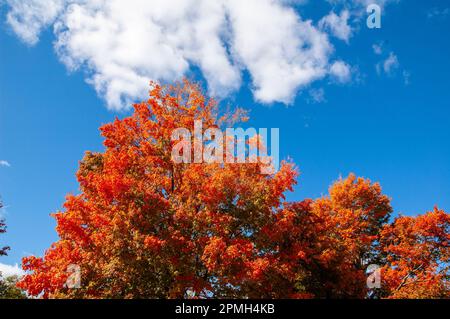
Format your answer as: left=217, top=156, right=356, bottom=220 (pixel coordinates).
left=378, top=208, right=450, bottom=298
left=264, top=175, right=392, bottom=298
left=18, top=80, right=297, bottom=298
left=17, top=80, right=449, bottom=299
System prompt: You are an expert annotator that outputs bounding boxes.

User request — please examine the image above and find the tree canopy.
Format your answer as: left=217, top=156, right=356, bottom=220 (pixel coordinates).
left=17, top=81, right=449, bottom=299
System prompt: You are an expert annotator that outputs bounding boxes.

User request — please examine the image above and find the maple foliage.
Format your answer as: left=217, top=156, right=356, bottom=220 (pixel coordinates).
left=17, top=80, right=449, bottom=299
left=18, top=80, right=297, bottom=298
left=379, top=208, right=450, bottom=298
left=263, top=175, right=392, bottom=298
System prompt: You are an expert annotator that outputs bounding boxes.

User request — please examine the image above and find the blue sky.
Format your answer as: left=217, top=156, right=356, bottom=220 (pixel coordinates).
left=1, top=0, right=450, bottom=272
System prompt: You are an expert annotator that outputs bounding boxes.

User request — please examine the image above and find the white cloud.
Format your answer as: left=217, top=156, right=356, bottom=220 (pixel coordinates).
left=319, top=10, right=352, bottom=43
left=226, top=0, right=331, bottom=104
left=356, top=0, right=395, bottom=6
left=0, top=263, right=24, bottom=278
left=6, top=0, right=65, bottom=45
left=427, top=7, right=450, bottom=19
left=373, top=42, right=402, bottom=77
left=402, top=70, right=411, bottom=86
left=5, top=0, right=337, bottom=109
left=377, top=52, right=399, bottom=75
left=0, top=160, right=11, bottom=167
left=329, top=0, right=398, bottom=9
left=372, top=43, right=383, bottom=55
left=329, top=60, right=351, bottom=83
left=375, top=49, right=407, bottom=82
left=326, top=0, right=400, bottom=22
left=307, top=88, right=326, bottom=104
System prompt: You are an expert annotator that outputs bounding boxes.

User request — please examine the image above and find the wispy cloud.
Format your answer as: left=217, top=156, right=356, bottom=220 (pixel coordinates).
left=319, top=10, right=353, bottom=43
left=372, top=43, right=384, bottom=55
left=372, top=42, right=410, bottom=85
left=383, top=52, right=400, bottom=75
left=402, top=70, right=411, bottom=86
left=427, top=7, right=450, bottom=19
left=0, top=160, right=11, bottom=167
left=376, top=52, right=399, bottom=76
left=307, top=88, right=327, bottom=104
left=330, top=60, right=352, bottom=84
left=327, top=0, right=400, bottom=12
